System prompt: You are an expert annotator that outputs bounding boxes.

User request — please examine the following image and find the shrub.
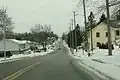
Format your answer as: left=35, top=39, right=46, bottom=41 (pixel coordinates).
left=99, top=43, right=114, bottom=50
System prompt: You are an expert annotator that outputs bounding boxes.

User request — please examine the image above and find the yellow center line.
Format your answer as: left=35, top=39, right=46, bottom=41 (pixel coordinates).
left=2, top=52, right=59, bottom=80
left=2, top=60, right=45, bottom=80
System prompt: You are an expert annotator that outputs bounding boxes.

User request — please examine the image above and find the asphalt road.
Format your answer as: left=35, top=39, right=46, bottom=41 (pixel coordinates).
left=0, top=41, right=94, bottom=80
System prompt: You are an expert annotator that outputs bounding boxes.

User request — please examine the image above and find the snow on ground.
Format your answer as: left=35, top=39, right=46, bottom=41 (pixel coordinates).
left=73, top=45, right=120, bottom=67
left=0, top=48, right=54, bottom=63
left=73, top=49, right=120, bottom=80
left=64, top=41, right=120, bottom=80
left=90, top=46, right=120, bottom=67
left=77, top=59, right=120, bottom=80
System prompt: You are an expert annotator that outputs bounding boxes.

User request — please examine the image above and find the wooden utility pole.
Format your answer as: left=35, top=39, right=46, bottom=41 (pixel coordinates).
left=73, top=11, right=78, bottom=52
left=71, top=19, right=74, bottom=51
left=88, top=12, right=94, bottom=51
left=69, top=23, right=72, bottom=49
left=2, top=15, right=6, bottom=59
left=83, top=0, right=88, bottom=51
left=3, top=26, right=6, bottom=59
left=106, top=0, right=112, bottom=55
left=90, top=20, right=93, bottom=51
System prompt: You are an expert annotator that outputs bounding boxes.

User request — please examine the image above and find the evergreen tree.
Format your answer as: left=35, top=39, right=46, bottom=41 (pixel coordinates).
left=98, top=13, right=106, bottom=24
left=67, top=24, right=84, bottom=49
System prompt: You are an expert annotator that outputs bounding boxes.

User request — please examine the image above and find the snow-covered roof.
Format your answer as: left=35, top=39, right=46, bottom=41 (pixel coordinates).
left=27, top=41, right=32, bottom=43
left=0, top=39, right=33, bottom=45
left=8, top=39, right=27, bottom=44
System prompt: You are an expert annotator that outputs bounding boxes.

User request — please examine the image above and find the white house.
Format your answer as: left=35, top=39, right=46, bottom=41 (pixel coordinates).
left=0, top=39, right=30, bottom=54
left=88, top=22, right=120, bottom=50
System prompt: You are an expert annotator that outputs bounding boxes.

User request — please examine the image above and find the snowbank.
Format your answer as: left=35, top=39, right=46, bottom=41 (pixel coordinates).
left=64, top=41, right=120, bottom=80
left=78, top=59, right=120, bottom=80
left=0, top=49, right=54, bottom=63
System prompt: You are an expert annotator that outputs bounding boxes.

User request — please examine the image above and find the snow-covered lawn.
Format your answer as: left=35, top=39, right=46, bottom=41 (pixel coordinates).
left=77, top=59, right=120, bottom=80
left=64, top=40, right=120, bottom=80
left=90, top=48, right=120, bottom=67
left=0, top=49, right=54, bottom=63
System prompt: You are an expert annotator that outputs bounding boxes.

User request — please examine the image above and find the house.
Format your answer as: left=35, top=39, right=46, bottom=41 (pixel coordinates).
left=88, top=22, right=120, bottom=50
left=0, top=39, right=30, bottom=54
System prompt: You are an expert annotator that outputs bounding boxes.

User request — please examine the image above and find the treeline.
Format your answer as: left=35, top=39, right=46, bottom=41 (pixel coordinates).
left=62, top=24, right=85, bottom=49
left=0, top=8, right=58, bottom=48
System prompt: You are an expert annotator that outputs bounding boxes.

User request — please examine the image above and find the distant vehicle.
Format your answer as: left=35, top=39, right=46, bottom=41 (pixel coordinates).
left=58, top=48, right=61, bottom=50
left=0, top=51, right=13, bottom=58
left=33, top=50, right=41, bottom=53
left=30, top=46, right=39, bottom=51
left=40, top=48, right=47, bottom=52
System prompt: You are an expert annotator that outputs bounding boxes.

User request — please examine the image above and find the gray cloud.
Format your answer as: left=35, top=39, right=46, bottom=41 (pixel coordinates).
left=0, top=0, right=77, bottom=35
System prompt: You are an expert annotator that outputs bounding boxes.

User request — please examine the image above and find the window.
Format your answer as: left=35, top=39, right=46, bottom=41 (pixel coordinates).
left=106, top=32, right=108, bottom=37
left=96, top=32, right=100, bottom=37
left=116, top=30, right=120, bottom=36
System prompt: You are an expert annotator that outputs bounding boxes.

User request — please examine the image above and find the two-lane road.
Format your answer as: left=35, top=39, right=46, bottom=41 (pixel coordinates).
left=0, top=42, right=94, bottom=80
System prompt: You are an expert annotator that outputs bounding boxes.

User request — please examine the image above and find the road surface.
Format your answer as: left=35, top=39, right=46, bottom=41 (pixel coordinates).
left=0, top=42, right=94, bottom=80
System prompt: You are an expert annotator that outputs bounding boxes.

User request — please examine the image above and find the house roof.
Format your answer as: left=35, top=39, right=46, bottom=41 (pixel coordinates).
left=0, top=39, right=33, bottom=45
left=8, top=39, right=27, bottom=44
left=88, top=20, right=120, bottom=31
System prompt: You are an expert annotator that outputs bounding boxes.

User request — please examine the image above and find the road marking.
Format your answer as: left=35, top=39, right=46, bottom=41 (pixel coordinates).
left=2, top=60, right=45, bottom=80
left=2, top=52, right=59, bottom=80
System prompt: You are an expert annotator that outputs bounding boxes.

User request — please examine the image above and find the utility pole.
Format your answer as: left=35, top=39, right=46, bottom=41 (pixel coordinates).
left=71, top=19, right=74, bottom=53
left=73, top=11, right=78, bottom=52
left=88, top=12, right=94, bottom=52
left=3, top=26, right=6, bottom=59
left=2, top=14, right=6, bottom=59
left=69, top=23, right=72, bottom=49
left=83, top=0, right=88, bottom=51
left=106, top=0, right=112, bottom=56
left=90, top=21, right=93, bottom=52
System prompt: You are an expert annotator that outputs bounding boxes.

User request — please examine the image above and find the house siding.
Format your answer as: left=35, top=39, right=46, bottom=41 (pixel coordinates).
left=0, top=40, right=19, bottom=51
left=0, top=39, right=30, bottom=55
left=88, top=22, right=120, bottom=50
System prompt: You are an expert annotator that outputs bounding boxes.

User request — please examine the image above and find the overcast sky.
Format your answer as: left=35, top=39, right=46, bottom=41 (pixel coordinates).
left=0, top=0, right=80, bottom=36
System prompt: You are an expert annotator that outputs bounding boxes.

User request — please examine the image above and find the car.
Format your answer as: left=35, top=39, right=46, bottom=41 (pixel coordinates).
left=0, top=51, right=13, bottom=58
left=34, top=50, right=41, bottom=53
left=58, top=48, right=61, bottom=50
left=40, top=48, right=47, bottom=52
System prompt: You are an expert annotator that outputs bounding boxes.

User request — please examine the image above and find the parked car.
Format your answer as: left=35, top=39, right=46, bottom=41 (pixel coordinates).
left=0, top=51, right=13, bottom=58
left=30, top=46, right=39, bottom=51
left=33, top=50, right=41, bottom=53
left=40, top=48, right=47, bottom=52
left=58, top=48, right=61, bottom=50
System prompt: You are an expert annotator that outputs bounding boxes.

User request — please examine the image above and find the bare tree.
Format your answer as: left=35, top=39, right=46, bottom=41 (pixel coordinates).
left=77, top=0, right=120, bottom=19
left=0, top=8, right=14, bottom=39
left=31, top=24, right=53, bottom=48
left=96, top=0, right=120, bottom=19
